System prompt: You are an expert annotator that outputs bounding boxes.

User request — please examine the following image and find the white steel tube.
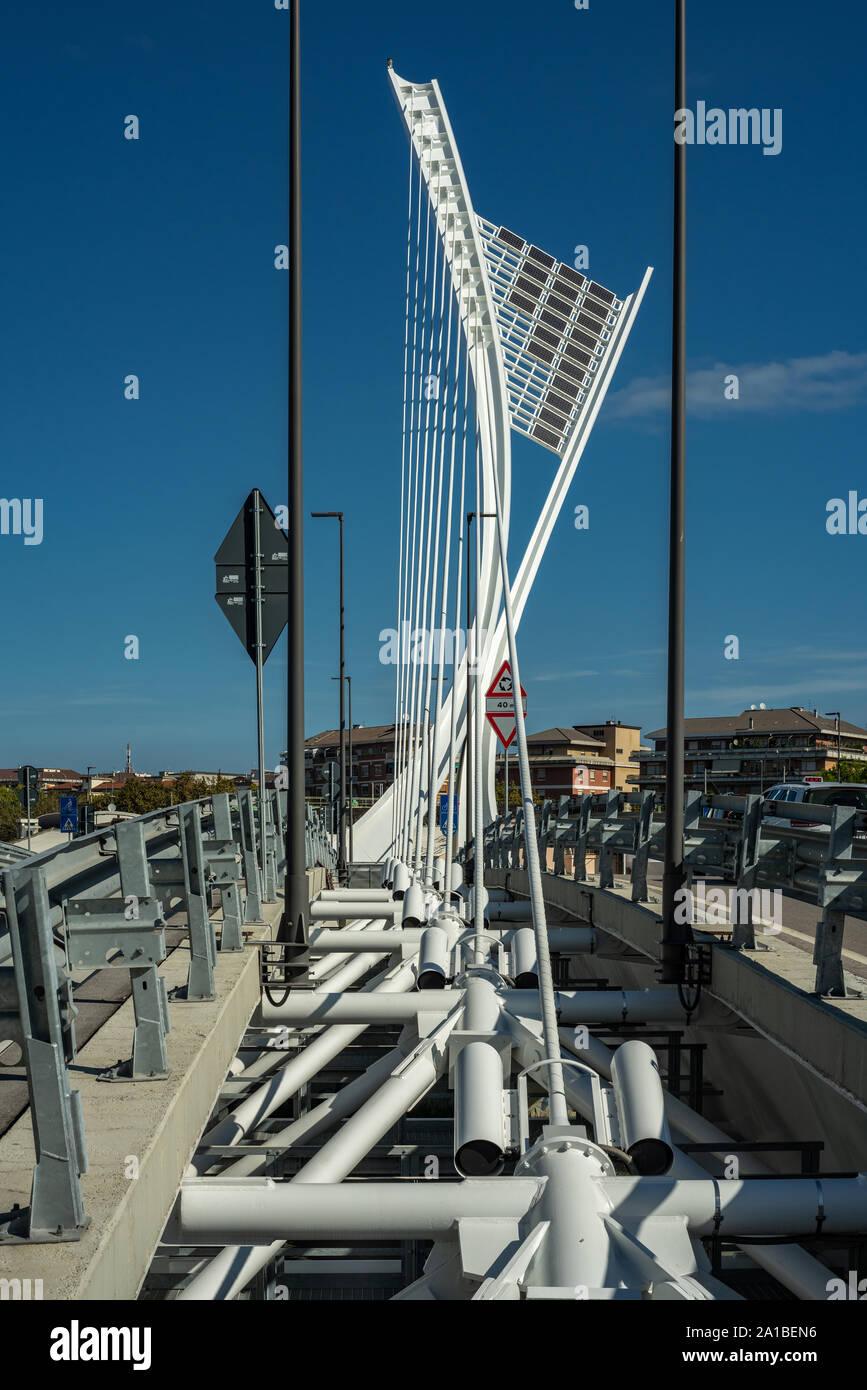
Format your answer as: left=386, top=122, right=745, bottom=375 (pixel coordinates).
left=454, top=1040, right=505, bottom=1176
left=172, top=1177, right=541, bottom=1246
left=610, top=1039, right=674, bottom=1176
left=178, top=1005, right=463, bottom=1299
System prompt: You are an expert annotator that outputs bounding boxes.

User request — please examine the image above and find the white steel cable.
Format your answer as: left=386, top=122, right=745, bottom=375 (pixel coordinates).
left=471, top=418, right=487, bottom=963
left=442, top=263, right=471, bottom=896
left=405, top=146, right=444, bottom=867
left=395, top=105, right=425, bottom=859
left=486, top=432, right=568, bottom=1126
left=415, top=176, right=456, bottom=877
left=392, top=90, right=416, bottom=850
left=423, top=210, right=462, bottom=884
left=398, top=118, right=433, bottom=858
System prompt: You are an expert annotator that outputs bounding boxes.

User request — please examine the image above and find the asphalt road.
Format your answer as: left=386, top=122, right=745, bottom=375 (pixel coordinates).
left=645, top=860, right=867, bottom=985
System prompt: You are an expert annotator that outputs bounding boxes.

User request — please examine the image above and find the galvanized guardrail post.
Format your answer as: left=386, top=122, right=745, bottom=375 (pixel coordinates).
left=66, top=818, right=171, bottom=1081
left=0, top=865, right=88, bottom=1243
left=238, top=788, right=264, bottom=924
left=178, top=802, right=218, bottom=1001
left=262, top=792, right=277, bottom=903
left=631, top=791, right=655, bottom=903
left=211, top=794, right=244, bottom=952
left=814, top=804, right=857, bottom=996
left=732, top=794, right=763, bottom=950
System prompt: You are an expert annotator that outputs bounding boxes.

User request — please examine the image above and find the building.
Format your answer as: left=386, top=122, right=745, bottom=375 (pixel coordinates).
left=497, top=727, right=613, bottom=800
left=572, top=720, right=642, bottom=792
left=305, top=725, right=424, bottom=804
left=637, top=706, right=867, bottom=802
left=0, top=768, right=84, bottom=793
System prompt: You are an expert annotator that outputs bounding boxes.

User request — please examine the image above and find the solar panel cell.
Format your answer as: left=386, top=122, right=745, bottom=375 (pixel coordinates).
left=588, top=282, right=616, bottom=305
left=557, top=265, right=586, bottom=288
left=532, top=422, right=563, bottom=451
left=527, top=335, right=555, bottom=365
left=527, top=245, right=556, bottom=269
left=546, top=293, right=572, bottom=320
left=508, top=290, right=537, bottom=315
left=498, top=228, right=525, bottom=251
left=514, top=274, right=544, bottom=299
left=546, top=390, right=573, bottom=416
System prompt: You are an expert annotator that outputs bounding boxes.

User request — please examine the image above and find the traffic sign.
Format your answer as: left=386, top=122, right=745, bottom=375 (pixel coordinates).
left=484, top=661, right=527, bottom=749
left=439, top=793, right=459, bottom=835
left=60, top=796, right=79, bottom=835
left=215, top=490, right=288, bottom=665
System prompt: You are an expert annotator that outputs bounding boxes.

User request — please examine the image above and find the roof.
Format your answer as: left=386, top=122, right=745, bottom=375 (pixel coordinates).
left=647, top=707, right=867, bottom=740
left=306, top=724, right=420, bottom=748
left=0, top=768, right=84, bottom=782
left=526, top=728, right=606, bottom=748
left=573, top=721, right=643, bottom=731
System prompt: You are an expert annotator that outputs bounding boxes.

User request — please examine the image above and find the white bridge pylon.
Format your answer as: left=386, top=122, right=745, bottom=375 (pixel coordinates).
left=353, top=68, right=653, bottom=865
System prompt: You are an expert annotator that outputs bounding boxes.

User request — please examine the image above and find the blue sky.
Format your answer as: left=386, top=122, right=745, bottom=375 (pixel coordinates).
left=1, top=0, right=865, bottom=773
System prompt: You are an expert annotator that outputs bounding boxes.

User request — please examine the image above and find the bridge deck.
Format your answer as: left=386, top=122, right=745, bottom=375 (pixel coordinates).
left=0, top=892, right=296, bottom=1300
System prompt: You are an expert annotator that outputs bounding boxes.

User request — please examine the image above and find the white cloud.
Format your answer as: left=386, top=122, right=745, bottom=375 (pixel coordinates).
left=607, top=351, right=867, bottom=421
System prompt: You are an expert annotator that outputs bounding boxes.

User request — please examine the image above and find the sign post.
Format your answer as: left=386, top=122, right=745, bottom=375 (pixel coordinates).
left=215, top=489, right=288, bottom=899
left=60, top=796, right=79, bottom=840
left=17, top=765, right=39, bottom=850
left=439, top=792, right=459, bottom=837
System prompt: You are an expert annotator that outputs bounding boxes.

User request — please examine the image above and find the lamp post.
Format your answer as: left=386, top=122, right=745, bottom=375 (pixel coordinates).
left=279, top=0, right=307, bottom=952
left=332, top=674, right=353, bottom=871
left=313, top=511, right=346, bottom=881
left=660, top=0, right=693, bottom=985
left=824, top=712, right=842, bottom=777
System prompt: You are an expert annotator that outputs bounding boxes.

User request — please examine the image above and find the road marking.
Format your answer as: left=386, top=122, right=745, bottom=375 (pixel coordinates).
left=775, top=924, right=867, bottom=969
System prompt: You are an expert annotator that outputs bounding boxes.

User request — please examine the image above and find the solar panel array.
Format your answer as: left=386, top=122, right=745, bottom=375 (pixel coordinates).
left=476, top=215, right=624, bottom=457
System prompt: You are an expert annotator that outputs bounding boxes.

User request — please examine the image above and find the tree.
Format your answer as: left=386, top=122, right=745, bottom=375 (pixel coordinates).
left=0, top=788, right=20, bottom=842
left=822, top=761, right=867, bottom=784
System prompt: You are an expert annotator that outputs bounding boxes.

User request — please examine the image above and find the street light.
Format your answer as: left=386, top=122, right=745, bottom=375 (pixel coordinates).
left=313, top=511, right=346, bottom=881
left=332, top=674, right=353, bottom=870
left=824, top=712, right=842, bottom=777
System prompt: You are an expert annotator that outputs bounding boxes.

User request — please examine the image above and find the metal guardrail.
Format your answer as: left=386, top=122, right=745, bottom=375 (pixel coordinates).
left=0, top=790, right=334, bottom=1245
left=0, top=843, right=34, bottom=870
left=480, top=789, right=867, bottom=998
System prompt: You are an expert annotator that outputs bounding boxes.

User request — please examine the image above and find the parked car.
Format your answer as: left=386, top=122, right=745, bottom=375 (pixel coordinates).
left=762, top=781, right=867, bottom=829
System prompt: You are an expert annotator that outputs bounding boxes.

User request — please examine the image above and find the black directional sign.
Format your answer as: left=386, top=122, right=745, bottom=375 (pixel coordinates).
left=215, top=490, right=288, bottom=665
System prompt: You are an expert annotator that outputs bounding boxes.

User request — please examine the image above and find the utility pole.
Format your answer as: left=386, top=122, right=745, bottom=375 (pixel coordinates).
left=825, top=712, right=842, bottom=777
left=660, top=0, right=692, bottom=985
left=315, top=512, right=346, bottom=880
left=279, top=0, right=307, bottom=952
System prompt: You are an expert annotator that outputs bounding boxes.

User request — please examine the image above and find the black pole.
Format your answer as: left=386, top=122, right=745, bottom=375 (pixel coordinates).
left=347, top=676, right=354, bottom=868
left=314, top=512, right=346, bottom=880
left=661, top=0, right=692, bottom=983
left=332, top=671, right=353, bottom=874
left=279, top=0, right=306, bottom=949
